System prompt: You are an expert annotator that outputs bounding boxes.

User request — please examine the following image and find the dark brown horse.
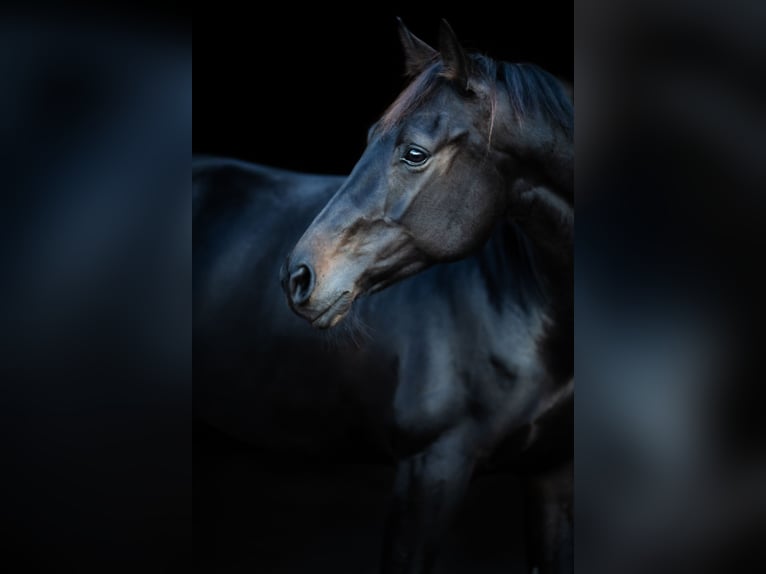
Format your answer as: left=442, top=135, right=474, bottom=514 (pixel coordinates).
left=195, top=20, right=572, bottom=573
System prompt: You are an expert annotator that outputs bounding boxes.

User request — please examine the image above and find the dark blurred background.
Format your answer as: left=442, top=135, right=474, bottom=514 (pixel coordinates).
left=0, top=7, right=191, bottom=573
left=576, top=0, right=766, bottom=571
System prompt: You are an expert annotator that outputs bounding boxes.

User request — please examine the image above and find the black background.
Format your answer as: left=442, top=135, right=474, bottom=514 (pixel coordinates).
left=193, top=12, right=573, bottom=174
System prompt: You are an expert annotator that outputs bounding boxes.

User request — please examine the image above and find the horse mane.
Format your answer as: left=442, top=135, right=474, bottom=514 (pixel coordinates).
left=492, top=58, right=573, bottom=138
left=380, top=53, right=573, bottom=140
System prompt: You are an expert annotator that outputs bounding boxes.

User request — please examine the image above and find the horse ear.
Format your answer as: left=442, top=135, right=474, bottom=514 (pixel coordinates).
left=397, top=17, right=437, bottom=77
left=438, top=19, right=469, bottom=89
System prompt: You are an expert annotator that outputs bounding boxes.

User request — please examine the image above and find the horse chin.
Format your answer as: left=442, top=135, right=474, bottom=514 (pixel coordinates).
left=310, top=290, right=354, bottom=330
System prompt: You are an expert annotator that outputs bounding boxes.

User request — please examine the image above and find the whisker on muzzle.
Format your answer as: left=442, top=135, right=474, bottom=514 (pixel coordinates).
left=318, top=301, right=374, bottom=350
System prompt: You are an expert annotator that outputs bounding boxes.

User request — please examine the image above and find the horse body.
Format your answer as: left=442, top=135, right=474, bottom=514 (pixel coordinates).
left=194, top=160, right=570, bottom=572
left=193, top=159, right=370, bottom=453
left=194, top=158, right=557, bottom=461
left=195, top=20, right=572, bottom=574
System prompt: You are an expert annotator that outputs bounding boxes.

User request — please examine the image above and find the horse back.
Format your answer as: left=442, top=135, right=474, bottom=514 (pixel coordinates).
left=194, top=158, right=389, bottom=454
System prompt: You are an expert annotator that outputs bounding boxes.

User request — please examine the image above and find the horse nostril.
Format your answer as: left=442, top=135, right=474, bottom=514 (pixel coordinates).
left=288, top=264, right=314, bottom=306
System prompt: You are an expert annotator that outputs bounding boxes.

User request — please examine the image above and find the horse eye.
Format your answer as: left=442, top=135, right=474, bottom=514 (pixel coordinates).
left=401, top=145, right=430, bottom=167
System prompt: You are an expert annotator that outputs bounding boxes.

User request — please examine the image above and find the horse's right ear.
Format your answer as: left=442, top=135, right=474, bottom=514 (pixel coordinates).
left=397, top=18, right=437, bottom=77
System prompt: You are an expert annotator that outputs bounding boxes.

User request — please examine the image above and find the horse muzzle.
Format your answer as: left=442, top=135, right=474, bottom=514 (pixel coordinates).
left=281, top=257, right=356, bottom=329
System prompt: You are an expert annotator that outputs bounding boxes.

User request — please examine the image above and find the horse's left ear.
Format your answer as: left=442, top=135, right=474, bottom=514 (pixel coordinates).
left=438, top=19, right=469, bottom=90
left=398, top=17, right=438, bottom=77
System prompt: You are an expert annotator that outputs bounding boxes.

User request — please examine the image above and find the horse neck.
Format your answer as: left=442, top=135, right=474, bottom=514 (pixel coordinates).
left=495, top=116, right=573, bottom=315
left=506, top=186, right=572, bottom=323
left=506, top=170, right=572, bottom=278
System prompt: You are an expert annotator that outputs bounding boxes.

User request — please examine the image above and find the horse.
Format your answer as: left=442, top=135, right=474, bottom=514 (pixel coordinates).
left=194, top=19, right=573, bottom=574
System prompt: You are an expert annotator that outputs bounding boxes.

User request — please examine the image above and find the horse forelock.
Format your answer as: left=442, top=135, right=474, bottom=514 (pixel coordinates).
left=378, top=53, right=572, bottom=148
